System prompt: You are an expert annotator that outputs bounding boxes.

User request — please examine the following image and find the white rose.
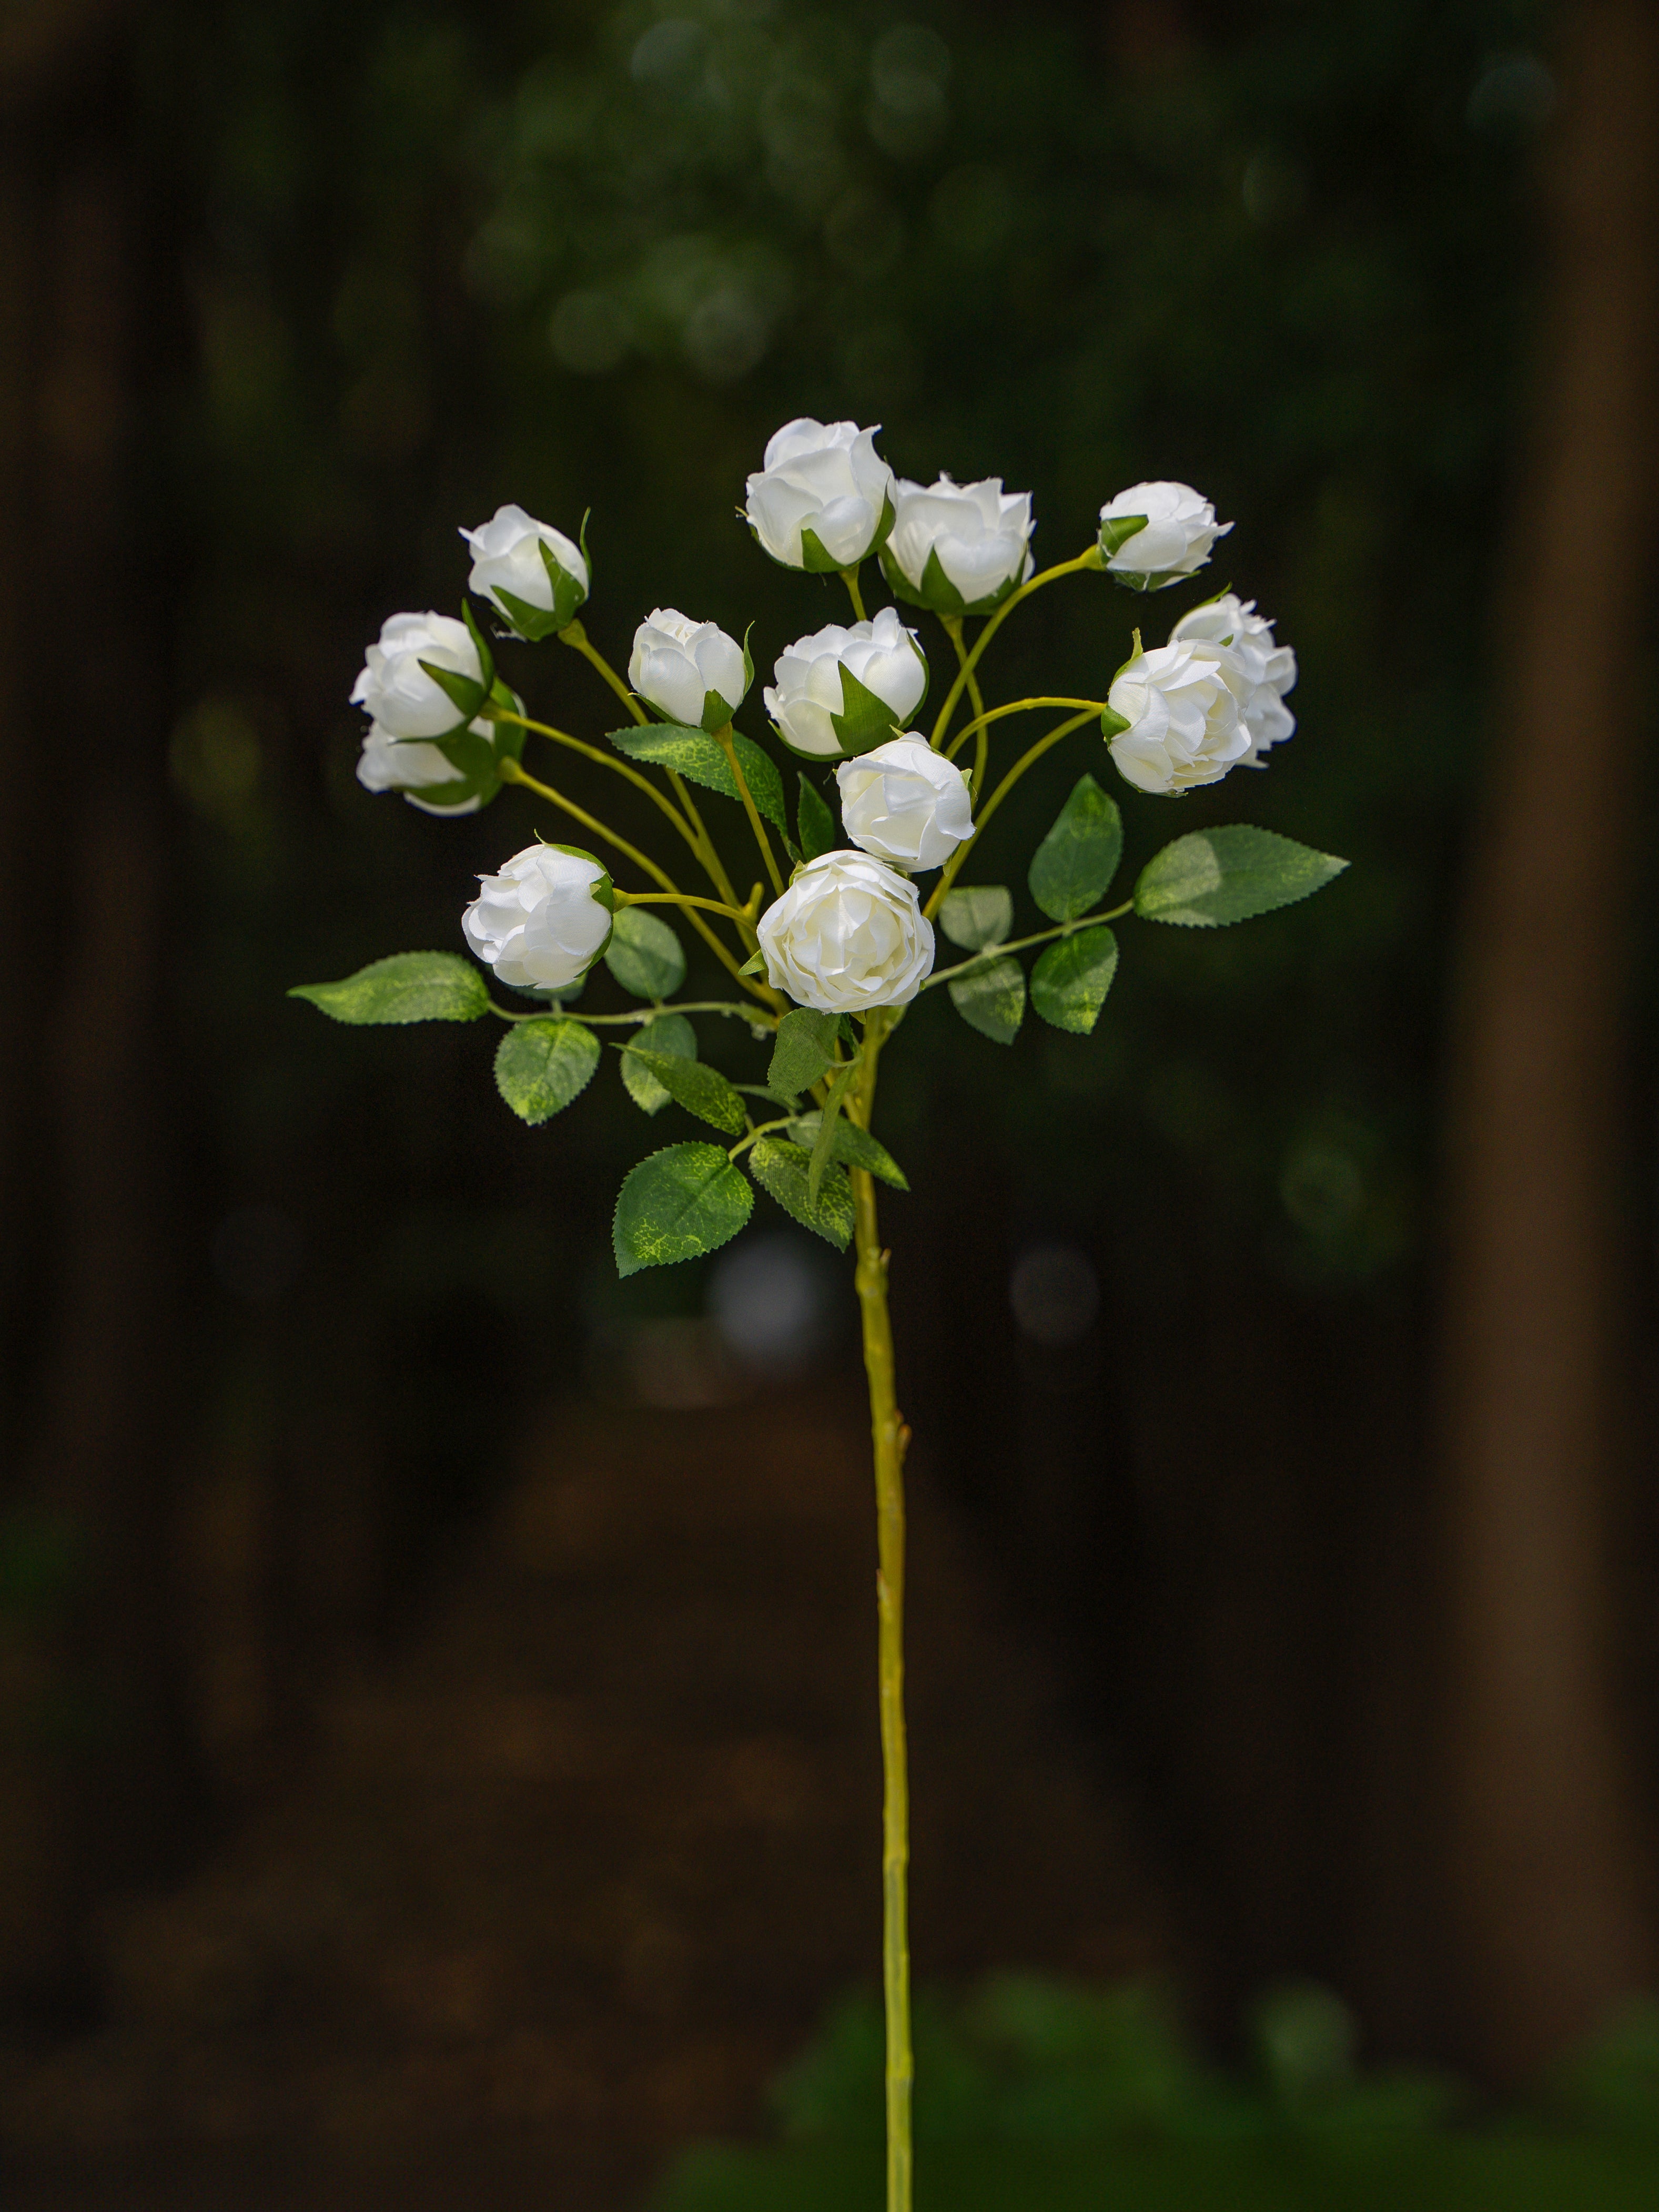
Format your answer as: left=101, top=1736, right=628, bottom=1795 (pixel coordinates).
left=350, top=611, right=483, bottom=738
left=629, top=607, right=750, bottom=731
left=757, top=850, right=935, bottom=1014
left=764, top=607, right=928, bottom=759
left=744, top=418, right=896, bottom=572
left=357, top=718, right=494, bottom=815
left=460, top=503, right=589, bottom=634
left=461, top=844, right=614, bottom=993
left=882, top=474, right=1035, bottom=614
left=1105, top=638, right=1252, bottom=795
left=1169, top=594, right=1297, bottom=766
left=837, top=736, right=974, bottom=871
left=1098, top=481, right=1232, bottom=591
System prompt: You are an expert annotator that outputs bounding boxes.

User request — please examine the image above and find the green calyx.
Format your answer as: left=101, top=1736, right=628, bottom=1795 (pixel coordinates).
left=1097, top=510, right=1148, bottom=562
left=878, top=542, right=1025, bottom=622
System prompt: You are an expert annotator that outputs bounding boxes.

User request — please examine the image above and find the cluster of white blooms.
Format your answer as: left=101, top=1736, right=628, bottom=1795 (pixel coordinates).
left=1105, top=590, right=1298, bottom=795
left=462, top=844, right=613, bottom=993
left=628, top=608, right=750, bottom=732
left=764, top=607, right=927, bottom=759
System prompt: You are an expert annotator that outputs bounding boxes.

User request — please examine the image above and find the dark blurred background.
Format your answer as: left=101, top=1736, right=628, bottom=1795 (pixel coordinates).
left=3, top=0, right=1658, bottom=2201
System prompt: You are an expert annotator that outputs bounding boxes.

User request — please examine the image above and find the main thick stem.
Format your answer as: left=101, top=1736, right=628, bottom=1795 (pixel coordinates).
left=850, top=1018, right=911, bottom=2212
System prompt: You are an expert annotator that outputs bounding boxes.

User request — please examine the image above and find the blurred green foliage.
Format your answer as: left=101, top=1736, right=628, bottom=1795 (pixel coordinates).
left=653, top=1976, right=1659, bottom=2211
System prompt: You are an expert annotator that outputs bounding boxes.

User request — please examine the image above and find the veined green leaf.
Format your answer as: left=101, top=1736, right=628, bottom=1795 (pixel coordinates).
left=604, top=906, right=686, bottom=999
left=788, top=1112, right=908, bottom=1190
left=607, top=723, right=789, bottom=837
left=1134, top=826, right=1349, bottom=928
left=288, top=951, right=489, bottom=1025
left=1028, top=775, right=1122, bottom=921
left=768, top=1007, right=841, bottom=1097
left=621, top=1012, right=696, bottom=1114
left=749, top=1137, right=856, bottom=1251
left=623, top=1049, right=747, bottom=1136
left=937, top=885, right=1013, bottom=951
left=613, top=1144, right=754, bottom=1276
left=494, top=1018, right=600, bottom=1123
left=1030, top=927, right=1119, bottom=1034
left=948, top=954, right=1025, bottom=1044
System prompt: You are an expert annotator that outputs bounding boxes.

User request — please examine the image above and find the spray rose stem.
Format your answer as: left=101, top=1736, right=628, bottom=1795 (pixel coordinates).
left=848, top=1006, right=912, bottom=2212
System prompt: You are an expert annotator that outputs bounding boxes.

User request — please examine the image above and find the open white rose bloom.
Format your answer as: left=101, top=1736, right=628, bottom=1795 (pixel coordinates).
left=837, top=736, right=974, bottom=870
left=765, top=607, right=927, bottom=758
left=299, top=421, right=1348, bottom=2212
left=744, top=417, right=896, bottom=572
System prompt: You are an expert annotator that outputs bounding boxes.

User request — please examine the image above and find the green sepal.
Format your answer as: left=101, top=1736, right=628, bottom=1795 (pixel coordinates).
left=741, top=622, right=755, bottom=701
left=544, top=535, right=589, bottom=629
left=1099, top=705, right=1131, bottom=739
left=798, top=524, right=844, bottom=576
left=1030, top=927, right=1119, bottom=1034
left=879, top=542, right=1025, bottom=622
left=1133, top=826, right=1349, bottom=928
left=796, top=774, right=837, bottom=861
left=288, top=951, right=489, bottom=1025
left=749, top=1136, right=856, bottom=1252
left=937, top=885, right=1013, bottom=951
left=607, top=723, right=788, bottom=837
left=418, top=659, right=489, bottom=724
left=604, top=906, right=687, bottom=999
left=620, top=1049, right=747, bottom=1136
left=1097, top=511, right=1148, bottom=561
left=621, top=1012, right=696, bottom=1114
left=739, top=948, right=766, bottom=976
left=613, top=1143, right=754, bottom=1277
left=488, top=581, right=559, bottom=644
left=1028, top=774, right=1124, bottom=921
left=493, top=1017, right=600, bottom=1124
left=768, top=1007, right=840, bottom=1098
left=831, top=662, right=906, bottom=757
left=948, top=953, right=1025, bottom=1043
left=788, top=1111, right=908, bottom=1190
left=461, top=598, right=497, bottom=693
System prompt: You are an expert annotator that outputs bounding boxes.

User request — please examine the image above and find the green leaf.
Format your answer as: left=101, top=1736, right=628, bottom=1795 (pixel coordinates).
left=937, top=885, right=1013, bottom=951
left=1028, top=774, right=1123, bottom=922
left=796, top=773, right=837, bottom=861
left=608, top=723, right=788, bottom=837
left=493, top=1018, right=601, bottom=1123
left=620, top=1013, right=696, bottom=1114
left=622, top=1049, right=747, bottom=1135
left=767, top=1007, right=840, bottom=1097
left=613, top=1143, right=754, bottom=1277
left=748, top=1137, right=856, bottom=1251
left=604, top=906, right=686, bottom=999
left=288, top=951, right=489, bottom=1025
left=788, top=1112, right=908, bottom=1190
left=948, top=954, right=1026, bottom=1043
left=1030, top=927, right=1119, bottom=1034
left=1134, top=826, right=1349, bottom=928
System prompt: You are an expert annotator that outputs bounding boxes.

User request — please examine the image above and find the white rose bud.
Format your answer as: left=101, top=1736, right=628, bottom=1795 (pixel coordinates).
left=1105, top=638, right=1251, bottom=795
left=882, top=474, right=1035, bottom=616
left=744, top=418, right=896, bottom=573
left=350, top=611, right=485, bottom=738
left=357, top=717, right=497, bottom=816
left=460, top=503, right=589, bottom=638
left=1169, top=594, right=1298, bottom=766
left=764, top=607, right=928, bottom=760
left=757, top=850, right=935, bottom=1014
left=837, top=736, right=974, bottom=871
left=1098, top=481, right=1232, bottom=592
left=461, top=844, right=614, bottom=993
left=629, top=607, right=751, bottom=732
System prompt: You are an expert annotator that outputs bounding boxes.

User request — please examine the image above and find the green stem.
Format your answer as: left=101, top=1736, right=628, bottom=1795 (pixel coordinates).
left=615, top=888, right=758, bottom=933
left=713, top=723, right=786, bottom=897
left=928, top=547, right=1104, bottom=752
left=559, top=620, right=646, bottom=724
left=922, top=709, right=1099, bottom=921
left=490, top=709, right=697, bottom=849
left=919, top=900, right=1134, bottom=991
left=848, top=1011, right=912, bottom=2212
left=841, top=565, right=868, bottom=622
left=940, top=696, right=1106, bottom=765
left=489, top=999, right=773, bottom=1026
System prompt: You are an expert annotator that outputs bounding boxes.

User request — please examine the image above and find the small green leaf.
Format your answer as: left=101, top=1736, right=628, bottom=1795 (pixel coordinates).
left=613, top=1143, right=754, bottom=1276
left=796, top=773, right=837, bottom=861
left=623, top=1049, right=747, bottom=1135
left=608, top=723, right=788, bottom=837
left=948, top=954, right=1025, bottom=1043
left=749, top=1137, right=856, bottom=1251
left=938, top=885, right=1013, bottom=951
left=604, top=906, right=686, bottom=999
left=1134, top=826, right=1349, bottom=928
left=1028, top=775, right=1123, bottom=922
left=768, top=1007, right=841, bottom=1097
left=494, top=1018, right=601, bottom=1123
left=1030, top=927, right=1119, bottom=1035
left=288, top=951, right=489, bottom=1025
left=621, top=1013, right=696, bottom=1113
left=788, top=1112, right=908, bottom=1190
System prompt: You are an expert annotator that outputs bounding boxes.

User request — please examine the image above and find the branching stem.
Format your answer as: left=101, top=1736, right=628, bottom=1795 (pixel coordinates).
left=922, top=710, right=1100, bottom=921
left=928, top=546, right=1104, bottom=752
left=713, top=723, right=785, bottom=897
